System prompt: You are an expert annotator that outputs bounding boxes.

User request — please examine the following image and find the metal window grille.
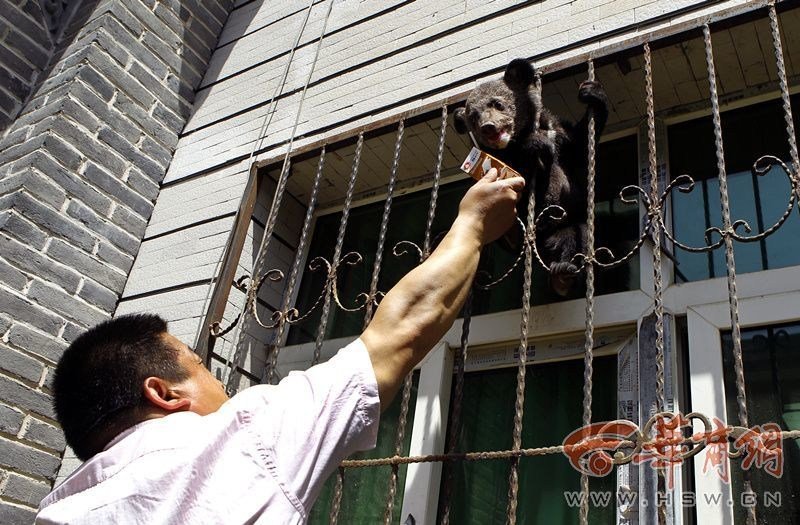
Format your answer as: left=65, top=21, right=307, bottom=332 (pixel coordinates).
left=201, top=2, right=800, bottom=524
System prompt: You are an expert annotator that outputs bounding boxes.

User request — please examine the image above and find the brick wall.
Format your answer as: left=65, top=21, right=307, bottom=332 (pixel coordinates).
left=0, top=0, right=233, bottom=521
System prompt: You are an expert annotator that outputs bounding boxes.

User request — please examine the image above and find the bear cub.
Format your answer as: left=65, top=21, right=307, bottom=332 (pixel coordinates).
left=454, top=58, right=609, bottom=296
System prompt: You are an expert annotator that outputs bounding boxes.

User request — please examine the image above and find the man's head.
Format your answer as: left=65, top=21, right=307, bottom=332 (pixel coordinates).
left=54, top=314, right=228, bottom=461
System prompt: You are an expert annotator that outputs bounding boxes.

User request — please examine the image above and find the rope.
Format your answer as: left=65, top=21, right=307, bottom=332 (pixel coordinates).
left=263, top=146, right=326, bottom=382
left=703, top=23, right=756, bottom=525
left=579, top=59, right=597, bottom=525
left=439, top=292, right=473, bottom=525
left=219, top=0, right=337, bottom=391
left=423, top=106, right=448, bottom=258
left=194, top=0, right=317, bottom=354
left=328, top=467, right=345, bottom=525
left=644, top=42, right=669, bottom=525
left=314, top=133, right=365, bottom=366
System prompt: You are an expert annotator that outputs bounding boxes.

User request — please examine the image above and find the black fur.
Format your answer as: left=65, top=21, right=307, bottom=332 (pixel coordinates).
left=454, top=59, right=609, bottom=295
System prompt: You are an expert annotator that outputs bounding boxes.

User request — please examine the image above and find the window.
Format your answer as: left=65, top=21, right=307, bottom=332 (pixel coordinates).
left=669, top=98, right=800, bottom=282
left=439, top=354, right=618, bottom=524
left=721, top=322, right=800, bottom=524
left=288, top=134, right=640, bottom=344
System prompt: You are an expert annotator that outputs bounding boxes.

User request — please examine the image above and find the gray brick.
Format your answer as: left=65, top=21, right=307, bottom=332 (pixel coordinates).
left=85, top=46, right=155, bottom=109
left=140, top=29, right=183, bottom=74
left=50, top=117, right=128, bottom=176
left=0, top=501, right=37, bottom=524
left=0, top=43, right=35, bottom=82
left=0, top=375, right=54, bottom=419
left=113, top=92, right=176, bottom=148
left=28, top=279, right=109, bottom=329
left=0, top=133, right=47, bottom=167
left=0, top=170, right=67, bottom=210
left=70, top=83, right=140, bottom=143
left=0, top=314, right=11, bottom=334
left=11, top=191, right=95, bottom=251
left=7, top=324, right=67, bottom=364
left=45, top=239, right=126, bottom=291
left=83, top=162, right=153, bottom=218
left=42, top=366, right=55, bottom=392
left=75, top=62, right=116, bottom=102
left=0, top=285, right=64, bottom=335
left=2, top=472, right=51, bottom=507
left=0, top=436, right=60, bottom=479
left=96, top=241, right=134, bottom=273
left=152, top=102, right=182, bottom=133
left=100, top=17, right=168, bottom=79
left=42, top=133, right=83, bottom=172
left=27, top=152, right=113, bottom=216
left=61, top=97, right=101, bottom=135
left=140, top=136, right=172, bottom=169
left=0, top=65, right=30, bottom=101
left=0, top=343, right=44, bottom=384
left=0, top=210, right=48, bottom=250
left=0, top=403, right=24, bottom=435
left=77, top=279, right=118, bottom=313
left=61, top=322, right=83, bottom=343
left=4, top=27, right=49, bottom=68
left=128, top=62, right=188, bottom=118
left=98, top=126, right=163, bottom=183
left=66, top=199, right=139, bottom=254
left=0, top=257, right=28, bottom=291
left=23, top=417, right=65, bottom=452
left=110, top=203, right=147, bottom=237
left=126, top=166, right=160, bottom=201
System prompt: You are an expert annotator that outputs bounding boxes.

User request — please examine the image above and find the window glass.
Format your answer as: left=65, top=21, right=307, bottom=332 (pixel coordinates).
left=668, top=98, right=800, bottom=282
left=309, top=372, right=419, bottom=524
left=288, top=135, right=640, bottom=344
left=439, top=355, right=617, bottom=524
left=721, top=322, right=800, bottom=524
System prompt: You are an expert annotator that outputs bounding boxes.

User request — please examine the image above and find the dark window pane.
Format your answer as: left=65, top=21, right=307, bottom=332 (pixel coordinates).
left=721, top=322, right=800, bottom=524
left=668, top=98, right=800, bottom=282
left=439, top=355, right=617, bottom=524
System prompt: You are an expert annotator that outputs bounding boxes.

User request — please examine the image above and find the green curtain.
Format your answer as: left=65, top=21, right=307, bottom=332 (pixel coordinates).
left=309, top=373, right=419, bottom=524
left=440, top=355, right=618, bottom=524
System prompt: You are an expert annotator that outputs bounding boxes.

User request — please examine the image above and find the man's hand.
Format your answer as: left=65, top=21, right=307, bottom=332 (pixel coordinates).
left=361, top=169, right=525, bottom=409
left=458, top=169, right=525, bottom=245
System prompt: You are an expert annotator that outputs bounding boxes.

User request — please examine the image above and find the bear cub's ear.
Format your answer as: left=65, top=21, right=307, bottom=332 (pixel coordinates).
left=504, top=59, right=536, bottom=90
left=453, top=107, right=469, bottom=134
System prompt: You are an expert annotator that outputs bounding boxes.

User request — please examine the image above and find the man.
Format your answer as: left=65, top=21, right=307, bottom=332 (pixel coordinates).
left=37, top=169, right=524, bottom=524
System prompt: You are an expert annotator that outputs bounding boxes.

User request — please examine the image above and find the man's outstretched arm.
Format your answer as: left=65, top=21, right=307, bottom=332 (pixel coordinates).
left=361, top=169, right=525, bottom=409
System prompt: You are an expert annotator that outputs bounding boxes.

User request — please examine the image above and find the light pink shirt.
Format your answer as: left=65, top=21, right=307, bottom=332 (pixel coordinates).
left=37, top=339, right=380, bottom=524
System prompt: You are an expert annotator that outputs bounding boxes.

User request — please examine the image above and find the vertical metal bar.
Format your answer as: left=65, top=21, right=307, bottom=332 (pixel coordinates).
left=329, top=467, right=345, bottom=525
left=644, top=42, right=669, bottom=525
left=366, top=120, right=405, bottom=329
left=579, top=59, right=598, bottom=525
left=703, top=23, right=756, bottom=525
left=423, top=106, right=449, bottom=259
left=264, top=147, right=327, bottom=382
left=768, top=1, right=800, bottom=205
left=314, top=133, right=364, bottom=369
left=505, top=70, right=543, bottom=525
left=439, top=293, right=473, bottom=525
left=375, top=120, right=407, bottom=525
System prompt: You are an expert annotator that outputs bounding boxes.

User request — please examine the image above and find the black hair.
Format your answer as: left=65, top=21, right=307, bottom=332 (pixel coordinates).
left=53, top=313, right=189, bottom=460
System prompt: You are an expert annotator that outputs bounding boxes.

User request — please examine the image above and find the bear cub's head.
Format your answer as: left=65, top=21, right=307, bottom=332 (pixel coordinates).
left=454, top=59, right=541, bottom=150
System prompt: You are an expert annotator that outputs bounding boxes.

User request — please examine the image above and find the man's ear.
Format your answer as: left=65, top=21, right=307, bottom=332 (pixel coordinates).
left=504, top=59, right=536, bottom=90
left=143, top=376, right=191, bottom=413
left=453, top=107, right=469, bottom=134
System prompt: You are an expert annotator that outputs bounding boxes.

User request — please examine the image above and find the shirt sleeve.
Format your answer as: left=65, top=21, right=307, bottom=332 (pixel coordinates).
left=234, top=338, right=381, bottom=513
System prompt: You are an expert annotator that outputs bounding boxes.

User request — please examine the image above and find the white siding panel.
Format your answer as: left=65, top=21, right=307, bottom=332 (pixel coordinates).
left=168, top=0, right=711, bottom=181
left=151, top=160, right=250, bottom=231
left=123, top=215, right=236, bottom=297
left=116, top=284, right=209, bottom=345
